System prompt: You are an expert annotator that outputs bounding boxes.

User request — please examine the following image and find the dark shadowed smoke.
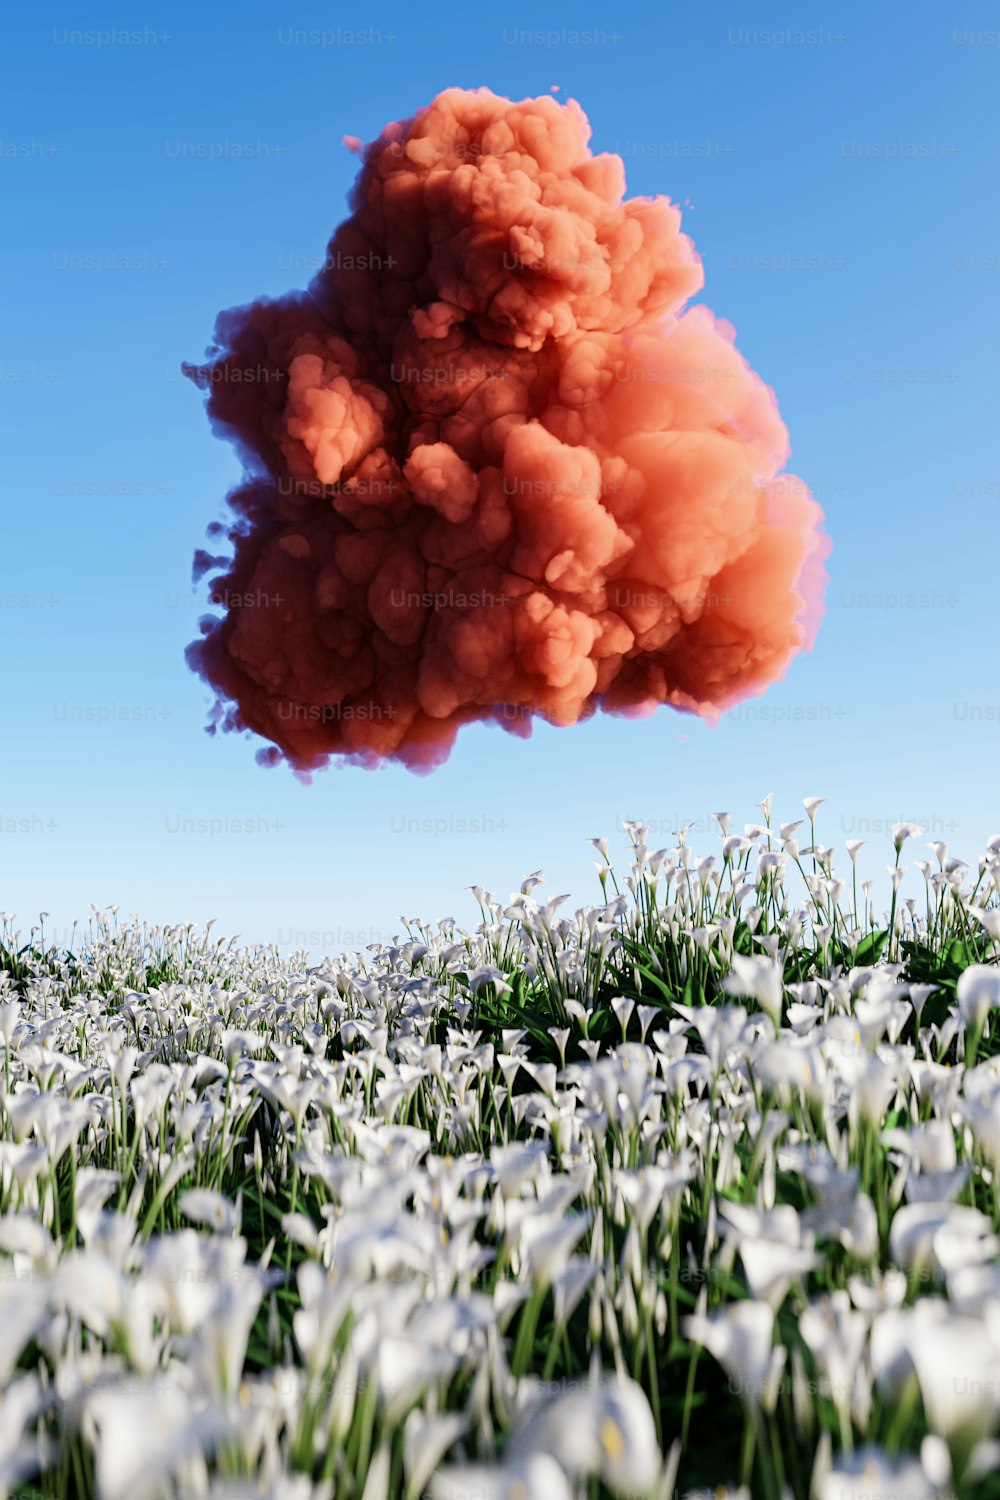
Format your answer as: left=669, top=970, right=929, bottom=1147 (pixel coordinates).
left=184, top=86, right=829, bottom=774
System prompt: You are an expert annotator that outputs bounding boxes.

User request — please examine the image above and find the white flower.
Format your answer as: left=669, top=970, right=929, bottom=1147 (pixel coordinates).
left=847, top=1269, right=907, bottom=1315
left=889, top=1201, right=997, bottom=1278
left=490, top=1141, right=548, bottom=1196
left=892, top=821, right=924, bottom=851
left=375, top=1336, right=458, bottom=1424
left=552, top=1258, right=598, bottom=1330
left=840, top=1052, right=899, bottom=1130
left=192, top=1276, right=265, bottom=1400
left=799, top=1292, right=867, bottom=1426
left=722, top=954, right=784, bottom=1025
left=871, top=1307, right=920, bottom=1403
left=957, top=965, right=1000, bottom=1030
left=84, top=1380, right=227, bottom=1500
left=738, top=1237, right=820, bottom=1309
left=0, top=1001, right=19, bottom=1044
left=672, top=1003, right=749, bottom=1074
left=430, top=1454, right=573, bottom=1500
left=0, top=1374, right=49, bottom=1495
left=179, top=1188, right=237, bottom=1235
left=970, top=906, right=1000, bottom=944
left=717, top=1201, right=818, bottom=1309
left=906, top=1307, right=1000, bottom=1443
left=281, top=1212, right=320, bottom=1252
left=508, top=1374, right=660, bottom=1497
left=963, top=1088, right=1000, bottom=1165
left=403, top=1411, right=467, bottom=1500
left=683, top=1300, right=784, bottom=1412
left=0, top=1213, right=57, bottom=1272
left=684, top=1489, right=750, bottom=1500
left=883, top=1119, right=956, bottom=1175
left=53, top=1249, right=127, bottom=1339
left=143, top=1229, right=224, bottom=1333
left=819, top=1445, right=936, bottom=1500
left=613, top=1160, right=693, bottom=1235
left=802, top=1180, right=878, bottom=1261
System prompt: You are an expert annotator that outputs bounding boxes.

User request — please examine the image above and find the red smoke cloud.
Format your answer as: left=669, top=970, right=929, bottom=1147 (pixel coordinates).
left=186, top=87, right=829, bottom=773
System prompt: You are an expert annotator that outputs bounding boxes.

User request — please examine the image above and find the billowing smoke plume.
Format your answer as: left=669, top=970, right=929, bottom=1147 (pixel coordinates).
left=185, top=87, right=829, bottom=772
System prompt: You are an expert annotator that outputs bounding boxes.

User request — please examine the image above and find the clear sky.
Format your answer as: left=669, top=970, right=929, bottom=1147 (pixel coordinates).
left=2, top=1, right=998, bottom=954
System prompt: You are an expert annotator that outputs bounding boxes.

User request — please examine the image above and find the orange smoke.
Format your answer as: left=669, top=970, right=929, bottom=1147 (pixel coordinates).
left=185, top=87, right=829, bottom=772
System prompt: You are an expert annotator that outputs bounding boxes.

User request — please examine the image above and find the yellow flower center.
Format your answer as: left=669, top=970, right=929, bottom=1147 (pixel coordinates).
left=600, top=1415, right=625, bottom=1462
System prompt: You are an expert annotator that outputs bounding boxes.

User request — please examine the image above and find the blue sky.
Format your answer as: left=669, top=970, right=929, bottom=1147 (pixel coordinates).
left=2, top=1, right=998, bottom=953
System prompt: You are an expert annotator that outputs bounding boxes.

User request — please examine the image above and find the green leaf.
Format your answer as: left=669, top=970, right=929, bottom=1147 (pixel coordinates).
left=852, top=929, right=888, bottom=966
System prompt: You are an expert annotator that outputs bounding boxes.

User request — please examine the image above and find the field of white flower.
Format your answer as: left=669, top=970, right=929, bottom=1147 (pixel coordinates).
left=3, top=799, right=1000, bottom=1500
